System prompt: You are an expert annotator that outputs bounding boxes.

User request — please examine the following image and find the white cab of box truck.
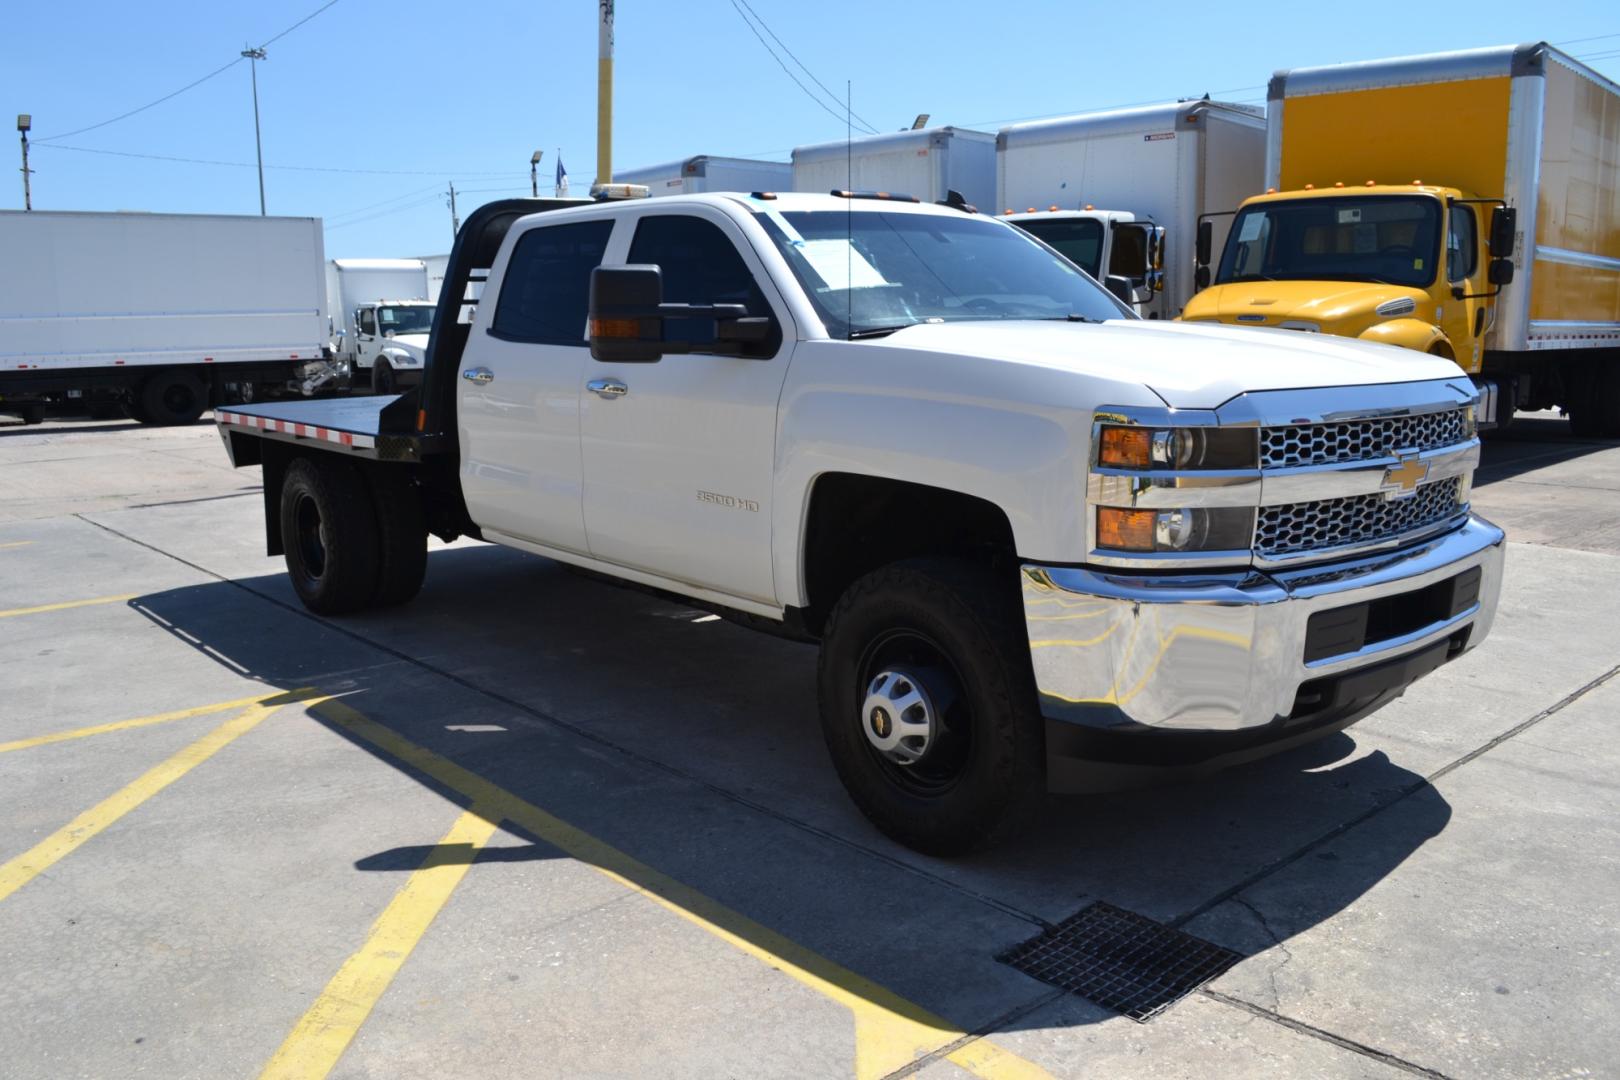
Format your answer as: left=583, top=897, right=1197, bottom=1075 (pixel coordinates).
left=1004, top=208, right=1165, bottom=316
left=997, top=100, right=1266, bottom=318
left=792, top=127, right=997, bottom=212
left=613, top=155, right=792, bottom=197
left=0, top=210, right=331, bottom=425
left=214, top=192, right=1505, bottom=854
left=324, top=258, right=433, bottom=393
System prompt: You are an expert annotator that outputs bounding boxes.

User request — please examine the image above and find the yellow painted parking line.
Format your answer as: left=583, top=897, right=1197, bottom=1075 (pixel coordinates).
left=313, top=700, right=1053, bottom=1080
left=0, top=691, right=327, bottom=904
left=0, top=688, right=313, bottom=755
left=0, top=593, right=138, bottom=619
left=0, top=540, right=34, bottom=550
left=259, top=806, right=500, bottom=1080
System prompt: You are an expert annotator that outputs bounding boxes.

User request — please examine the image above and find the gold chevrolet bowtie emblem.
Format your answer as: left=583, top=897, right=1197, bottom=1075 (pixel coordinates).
left=1381, top=455, right=1430, bottom=498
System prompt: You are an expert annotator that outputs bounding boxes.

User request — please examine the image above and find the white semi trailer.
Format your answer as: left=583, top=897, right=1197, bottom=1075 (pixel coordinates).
left=0, top=210, right=331, bottom=425
left=613, top=155, right=791, bottom=197
left=997, top=100, right=1266, bottom=318
left=792, top=127, right=997, bottom=211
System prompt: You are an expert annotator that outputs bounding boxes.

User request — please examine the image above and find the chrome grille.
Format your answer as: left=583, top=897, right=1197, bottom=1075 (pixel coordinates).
left=1261, top=409, right=1469, bottom=469
left=1257, top=477, right=1465, bottom=557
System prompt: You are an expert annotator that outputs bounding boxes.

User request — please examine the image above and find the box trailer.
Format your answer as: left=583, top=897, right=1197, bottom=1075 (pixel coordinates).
left=792, top=127, right=997, bottom=211
left=0, top=210, right=331, bottom=424
left=997, top=100, right=1266, bottom=317
left=613, top=155, right=791, bottom=197
left=1183, top=42, right=1620, bottom=434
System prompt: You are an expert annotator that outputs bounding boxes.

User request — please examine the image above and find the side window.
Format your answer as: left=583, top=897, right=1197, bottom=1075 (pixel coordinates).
left=626, top=215, right=781, bottom=354
left=357, top=308, right=376, bottom=335
left=491, top=219, right=614, bottom=345
left=1108, top=225, right=1148, bottom=278
left=1447, top=206, right=1477, bottom=283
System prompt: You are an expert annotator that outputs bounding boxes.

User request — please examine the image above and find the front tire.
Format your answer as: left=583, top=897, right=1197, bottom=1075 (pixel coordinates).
left=280, top=457, right=381, bottom=614
left=817, top=559, right=1045, bottom=855
left=372, top=361, right=396, bottom=395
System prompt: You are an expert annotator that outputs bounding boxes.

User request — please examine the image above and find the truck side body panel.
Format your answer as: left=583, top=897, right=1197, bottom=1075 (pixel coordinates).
left=0, top=210, right=327, bottom=373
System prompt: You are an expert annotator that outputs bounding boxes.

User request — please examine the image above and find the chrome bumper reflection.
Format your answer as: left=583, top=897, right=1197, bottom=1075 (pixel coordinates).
left=1022, top=515, right=1505, bottom=733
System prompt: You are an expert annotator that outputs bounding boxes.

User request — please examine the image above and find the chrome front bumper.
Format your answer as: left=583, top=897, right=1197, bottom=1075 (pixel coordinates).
left=1023, top=515, right=1505, bottom=787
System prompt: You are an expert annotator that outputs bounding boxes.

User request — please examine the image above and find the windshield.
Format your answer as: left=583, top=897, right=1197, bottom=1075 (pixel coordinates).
left=1216, top=196, right=1442, bottom=289
left=1009, top=218, right=1104, bottom=278
left=754, top=209, right=1128, bottom=337
left=377, top=305, right=434, bottom=334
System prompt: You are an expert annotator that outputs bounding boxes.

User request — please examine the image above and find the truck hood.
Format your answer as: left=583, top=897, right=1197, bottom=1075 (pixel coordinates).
left=384, top=332, right=430, bottom=357
left=1181, top=281, right=1430, bottom=327
left=872, top=318, right=1461, bottom=409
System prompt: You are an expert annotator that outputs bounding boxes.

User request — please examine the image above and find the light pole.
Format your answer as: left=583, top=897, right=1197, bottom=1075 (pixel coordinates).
left=17, top=114, right=32, bottom=212
left=241, top=47, right=267, bottom=215
left=530, top=150, right=543, bottom=197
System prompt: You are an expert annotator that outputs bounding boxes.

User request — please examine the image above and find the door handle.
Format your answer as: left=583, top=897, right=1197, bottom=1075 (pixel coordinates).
left=587, top=377, right=628, bottom=399
left=461, top=367, right=494, bottom=385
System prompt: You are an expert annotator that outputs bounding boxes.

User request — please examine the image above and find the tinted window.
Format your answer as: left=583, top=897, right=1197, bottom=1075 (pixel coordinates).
left=1447, top=206, right=1477, bottom=283
left=1012, top=218, right=1104, bottom=278
left=627, top=215, right=778, bottom=353
left=492, top=219, right=614, bottom=345
left=358, top=308, right=376, bottom=335
left=1108, top=225, right=1149, bottom=278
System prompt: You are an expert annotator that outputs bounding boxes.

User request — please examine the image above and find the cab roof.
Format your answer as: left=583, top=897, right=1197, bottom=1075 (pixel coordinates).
left=1243, top=183, right=1462, bottom=204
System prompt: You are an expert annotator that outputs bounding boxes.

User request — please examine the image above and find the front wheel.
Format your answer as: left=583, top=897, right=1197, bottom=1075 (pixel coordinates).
left=372, top=361, right=396, bottom=395
left=817, top=559, right=1046, bottom=855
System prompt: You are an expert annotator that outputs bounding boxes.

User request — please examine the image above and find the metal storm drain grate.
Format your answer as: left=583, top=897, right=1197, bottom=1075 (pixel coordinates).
left=999, top=902, right=1241, bottom=1022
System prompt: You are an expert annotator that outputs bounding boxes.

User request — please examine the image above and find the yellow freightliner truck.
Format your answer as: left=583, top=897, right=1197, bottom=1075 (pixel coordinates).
left=1182, top=43, right=1620, bottom=434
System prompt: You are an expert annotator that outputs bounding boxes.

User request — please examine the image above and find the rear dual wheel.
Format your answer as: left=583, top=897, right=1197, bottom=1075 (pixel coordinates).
left=1568, top=365, right=1620, bottom=439
left=280, top=457, right=427, bottom=614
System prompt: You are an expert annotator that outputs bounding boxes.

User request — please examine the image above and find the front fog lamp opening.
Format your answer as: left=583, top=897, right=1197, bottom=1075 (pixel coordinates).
left=1096, top=506, right=1254, bottom=554
left=1096, top=424, right=1257, bottom=470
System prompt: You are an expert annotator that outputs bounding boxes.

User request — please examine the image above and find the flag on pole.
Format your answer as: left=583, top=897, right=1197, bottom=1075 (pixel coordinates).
left=555, top=156, right=569, bottom=194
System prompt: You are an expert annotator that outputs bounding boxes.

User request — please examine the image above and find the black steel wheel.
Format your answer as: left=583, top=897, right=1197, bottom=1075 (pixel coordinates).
left=279, top=457, right=381, bottom=614
left=372, top=361, right=396, bottom=395
left=817, top=559, right=1045, bottom=855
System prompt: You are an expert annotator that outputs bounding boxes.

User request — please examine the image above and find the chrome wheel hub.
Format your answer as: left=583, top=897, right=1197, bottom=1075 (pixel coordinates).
left=861, top=670, right=936, bottom=765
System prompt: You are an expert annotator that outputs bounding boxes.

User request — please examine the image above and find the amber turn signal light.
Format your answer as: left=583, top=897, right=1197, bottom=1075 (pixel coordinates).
left=1096, top=507, right=1156, bottom=552
left=590, top=318, right=641, bottom=339
left=1098, top=426, right=1152, bottom=469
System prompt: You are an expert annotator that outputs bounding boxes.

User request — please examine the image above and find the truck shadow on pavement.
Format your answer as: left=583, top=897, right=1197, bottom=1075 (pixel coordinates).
left=128, top=546, right=1452, bottom=1035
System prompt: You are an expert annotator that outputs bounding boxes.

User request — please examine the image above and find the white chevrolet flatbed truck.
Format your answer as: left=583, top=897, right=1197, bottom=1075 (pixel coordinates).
left=215, top=192, right=1506, bottom=854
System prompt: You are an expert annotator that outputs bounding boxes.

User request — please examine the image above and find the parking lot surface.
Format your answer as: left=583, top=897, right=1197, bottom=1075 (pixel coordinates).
left=1, top=411, right=1617, bottom=1079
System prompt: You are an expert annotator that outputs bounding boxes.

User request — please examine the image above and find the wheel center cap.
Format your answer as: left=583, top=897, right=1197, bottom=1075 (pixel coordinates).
left=869, top=707, right=892, bottom=739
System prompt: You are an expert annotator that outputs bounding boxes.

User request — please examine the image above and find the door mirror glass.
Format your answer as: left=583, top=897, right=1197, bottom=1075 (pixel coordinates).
left=1489, top=206, right=1517, bottom=257
left=589, top=265, right=666, bottom=363
left=1488, top=257, right=1515, bottom=286
left=1108, top=224, right=1150, bottom=282
left=1194, top=265, right=1211, bottom=291
left=1195, top=219, right=1213, bottom=268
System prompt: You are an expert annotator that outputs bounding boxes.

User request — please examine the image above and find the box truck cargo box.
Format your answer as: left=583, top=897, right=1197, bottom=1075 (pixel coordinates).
left=792, top=127, right=996, bottom=211
left=613, top=155, right=791, bottom=196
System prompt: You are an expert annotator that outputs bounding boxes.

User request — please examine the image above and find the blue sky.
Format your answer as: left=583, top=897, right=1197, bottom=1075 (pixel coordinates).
left=5, top=1, right=1617, bottom=259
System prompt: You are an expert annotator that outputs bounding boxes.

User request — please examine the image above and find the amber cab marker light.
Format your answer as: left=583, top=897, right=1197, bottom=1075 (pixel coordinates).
left=591, top=318, right=640, bottom=338
left=1097, top=507, right=1156, bottom=552
left=1098, top=426, right=1152, bottom=469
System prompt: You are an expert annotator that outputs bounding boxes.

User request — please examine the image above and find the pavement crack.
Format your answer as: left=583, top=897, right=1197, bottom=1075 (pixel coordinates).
left=1199, top=988, right=1454, bottom=1079
left=1229, top=896, right=1293, bottom=1012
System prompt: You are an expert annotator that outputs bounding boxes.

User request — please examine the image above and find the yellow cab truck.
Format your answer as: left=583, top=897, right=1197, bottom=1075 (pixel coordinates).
left=1182, top=43, right=1620, bottom=434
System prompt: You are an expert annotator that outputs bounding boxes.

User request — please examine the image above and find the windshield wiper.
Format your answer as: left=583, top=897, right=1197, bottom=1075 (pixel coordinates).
left=1033, top=313, right=1105, bottom=324
left=847, top=325, right=908, bottom=339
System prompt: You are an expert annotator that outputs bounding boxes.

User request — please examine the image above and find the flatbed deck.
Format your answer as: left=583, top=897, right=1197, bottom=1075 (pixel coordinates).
left=216, top=395, right=445, bottom=464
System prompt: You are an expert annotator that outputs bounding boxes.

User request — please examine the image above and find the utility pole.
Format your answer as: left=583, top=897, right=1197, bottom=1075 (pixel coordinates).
left=447, top=182, right=460, bottom=238
left=17, top=114, right=32, bottom=211
left=241, top=48, right=268, bottom=215
left=596, top=0, right=613, bottom=187
left=530, top=150, right=543, bottom=197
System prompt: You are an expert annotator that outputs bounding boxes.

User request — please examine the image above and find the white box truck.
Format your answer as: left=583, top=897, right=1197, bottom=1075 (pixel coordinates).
left=997, top=100, right=1266, bottom=318
left=420, top=254, right=451, bottom=302
left=324, top=258, right=434, bottom=393
left=0, top=209, right=331, bottom=425
left=613, top=155, right=792, bottom=197
left=792, top=127, right=997, bottom=211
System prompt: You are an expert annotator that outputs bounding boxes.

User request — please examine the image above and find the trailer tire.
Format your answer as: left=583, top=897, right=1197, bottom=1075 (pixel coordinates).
left=365, top=469, right=428, bottom=607
left=372, top=361, right=396, bottom=395
left=280, top=457, right=381, bottom=614
left=817, top=558, right=1045, bottom=855
left=138, top=371, right=208, bottom=426
left=1568, top=365, right=1620, bottom=439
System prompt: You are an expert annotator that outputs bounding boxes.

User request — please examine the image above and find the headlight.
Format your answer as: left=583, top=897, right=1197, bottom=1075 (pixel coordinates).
left=1096, top=506, right=1255, bottom=553
left=1096, top=425, right=1257, bottom=470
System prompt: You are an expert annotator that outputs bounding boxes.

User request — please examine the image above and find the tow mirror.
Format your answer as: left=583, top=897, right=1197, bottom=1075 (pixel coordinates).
left=589, top=264, right=775, bottom=362
left=1488, top=257, right=1515, bottom=286
left=1489, top=205, right=1517, bottom=257
left=1103, top=274, right=1134, bottom=306
left=1195, top=219, right=1212, bottom=269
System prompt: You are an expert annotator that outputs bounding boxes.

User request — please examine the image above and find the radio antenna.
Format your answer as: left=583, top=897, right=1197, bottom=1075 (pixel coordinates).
left=846, top=78, right=853, bottom=340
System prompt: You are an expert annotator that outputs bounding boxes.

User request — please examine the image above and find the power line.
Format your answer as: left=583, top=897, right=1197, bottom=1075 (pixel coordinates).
left=1555, top=31, right=1620, bottom=46
left=33, top=143, right=528, bottom=178
left=324, top=182, right=448, bottom=223
left=726, top=0, right=878, bottom=135
left=33, top=0, right=345, bottom=143
left=732, top=0, right=878, bottom=133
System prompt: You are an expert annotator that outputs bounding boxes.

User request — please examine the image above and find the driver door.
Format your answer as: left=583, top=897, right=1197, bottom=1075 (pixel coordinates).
left=354, top=307, right=377, bottom=368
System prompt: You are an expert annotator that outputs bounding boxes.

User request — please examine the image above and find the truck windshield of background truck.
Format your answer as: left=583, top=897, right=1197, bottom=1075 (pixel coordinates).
left=377, top=305, right=434, bottom=335
left=1009, top=218, right=1104, bottom=278
left=755, top=210, right=1127, bottom=338
left=1216, top=196, right=1442, bottom=289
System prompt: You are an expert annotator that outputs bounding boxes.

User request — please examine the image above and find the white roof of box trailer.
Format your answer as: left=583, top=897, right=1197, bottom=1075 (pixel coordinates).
left=332, top=258, right=427, bottom=271
left=997, top=100, right=1264, bottom=150
left=618, top=155, right=790, bottom=179
left=792, top=126, right=995, bottom=165
left=1269, top=41, right=1620, bottom=100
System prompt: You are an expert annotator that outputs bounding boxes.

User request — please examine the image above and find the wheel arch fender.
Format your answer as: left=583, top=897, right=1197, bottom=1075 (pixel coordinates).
left=1357, top=318, right=1450, bottom=356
